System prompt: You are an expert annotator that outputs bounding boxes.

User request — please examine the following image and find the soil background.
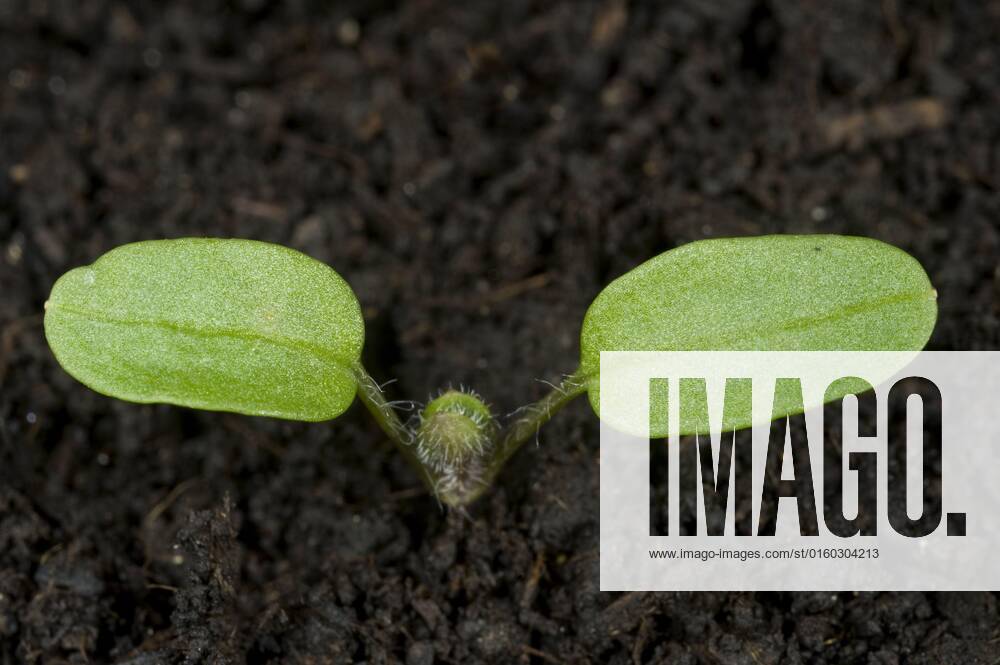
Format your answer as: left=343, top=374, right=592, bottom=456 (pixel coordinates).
left=2, top=1, right=999, bottom=663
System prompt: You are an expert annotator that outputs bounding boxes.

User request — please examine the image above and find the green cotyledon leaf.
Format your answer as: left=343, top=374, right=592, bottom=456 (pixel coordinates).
left=44, top=238, right=365, bottom=421
left=580, top=235, right=938, bottom=436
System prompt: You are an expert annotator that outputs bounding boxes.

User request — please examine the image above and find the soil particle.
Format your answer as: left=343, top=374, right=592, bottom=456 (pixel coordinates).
left=170, top=497, right=241, bottom=664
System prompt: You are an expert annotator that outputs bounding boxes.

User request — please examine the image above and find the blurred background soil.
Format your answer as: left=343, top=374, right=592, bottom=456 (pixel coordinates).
left=1, top=1, right=999, bottom=663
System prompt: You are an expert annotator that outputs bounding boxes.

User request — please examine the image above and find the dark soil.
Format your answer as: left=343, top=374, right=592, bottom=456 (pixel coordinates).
left=1, top=1, right=999, bottom=663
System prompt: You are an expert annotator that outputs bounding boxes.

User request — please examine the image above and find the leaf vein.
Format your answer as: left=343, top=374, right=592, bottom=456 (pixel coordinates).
left=47, top=301, right=353, bottom=369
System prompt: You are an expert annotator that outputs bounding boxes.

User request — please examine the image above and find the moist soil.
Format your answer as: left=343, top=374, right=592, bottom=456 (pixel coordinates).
left=1, top=1, right=999, bottom=663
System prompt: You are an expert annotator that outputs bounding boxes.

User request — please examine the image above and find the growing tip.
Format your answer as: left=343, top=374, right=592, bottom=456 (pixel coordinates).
left=417, top=389, right=496, bottom=472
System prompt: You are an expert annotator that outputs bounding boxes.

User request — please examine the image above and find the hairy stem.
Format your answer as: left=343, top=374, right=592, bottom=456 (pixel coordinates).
left=352, top=363, right=412, bottom=445
left=443, top=370, right=589, bottom=505
left=352, top=363, right=441, bottom=494
left=493, top=369, right=589, bottom=468
left=352, top=363, right=590, bottom=507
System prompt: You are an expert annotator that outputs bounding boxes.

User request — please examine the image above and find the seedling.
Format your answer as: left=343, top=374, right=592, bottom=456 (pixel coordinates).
left=44, top=235, right=937, bottom=506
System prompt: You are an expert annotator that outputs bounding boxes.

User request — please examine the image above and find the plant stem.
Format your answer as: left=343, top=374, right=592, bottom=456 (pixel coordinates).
left=434, top=370, right=588, bottom=506
left=493, top=369, right=589, bottom=468
left=352, top=363, right=440, bottom=494
left=352, top=363, right=590, bottom=507
left=352, top=363, right=412, bottom=445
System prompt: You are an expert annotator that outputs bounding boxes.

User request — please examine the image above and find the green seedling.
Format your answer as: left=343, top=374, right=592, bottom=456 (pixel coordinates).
left=44, top=235, right=937, bottom=506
